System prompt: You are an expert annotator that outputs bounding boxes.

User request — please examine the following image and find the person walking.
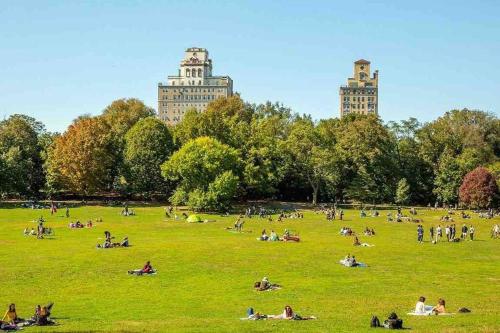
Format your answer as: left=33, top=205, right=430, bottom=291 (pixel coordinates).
left=430, top=226, right=435, bottom=242
left=469, top=225, right=475, bottom=241
left=445, top=225, right=450, bottom=241
left=417, top=225, right=424, bottom=243
left=66, top=206, right=70, bottom=218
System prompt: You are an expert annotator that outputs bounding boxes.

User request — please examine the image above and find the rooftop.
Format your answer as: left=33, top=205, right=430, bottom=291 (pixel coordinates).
left=354, top=59, right=370, bottom=64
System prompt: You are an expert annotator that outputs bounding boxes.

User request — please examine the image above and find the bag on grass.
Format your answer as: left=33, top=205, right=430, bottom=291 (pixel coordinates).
left=370, top=315, right=381, bottom=327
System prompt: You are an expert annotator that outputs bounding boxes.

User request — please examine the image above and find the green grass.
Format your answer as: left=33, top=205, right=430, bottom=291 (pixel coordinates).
left=0, top=205, right=499, bottom=332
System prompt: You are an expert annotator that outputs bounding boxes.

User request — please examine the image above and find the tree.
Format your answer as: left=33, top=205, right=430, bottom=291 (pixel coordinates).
left=100, top=98, right=156, bottom=189
left=337, top=114, right=398, bottom=203
left=395, top=178, right=410, bottom=205
left=388, top=118, right=434, bottom=204
left=47, top=117, right=113, bottom=195
left=0, top=114, right=46, bottom=196
left=433, top=152, right=462, bottom=204
left=284, top=118, right=341, bottom=205
left=124, top=117, right=174, bottom=195
left=459, top=167, right=498, bottom=208
left=161, top=137, right=241, bottom=210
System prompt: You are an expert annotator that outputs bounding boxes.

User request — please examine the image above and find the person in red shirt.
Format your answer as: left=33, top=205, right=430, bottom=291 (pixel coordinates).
left=141, top=261, right=153, bottom=273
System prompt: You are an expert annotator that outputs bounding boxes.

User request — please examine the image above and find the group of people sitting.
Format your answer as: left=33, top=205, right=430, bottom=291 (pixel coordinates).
left=68, top=220, right=93, bottom=228
left=411, top=296, right=447, bottom=315
left=360, top=209, right=379, bottom=218
left=1, top=303, right=54, bottom=330
left=258, top=229, right=300, bottom=242
left=244, top=305, right=316, bottom=321
left=96, top=231, right=129, bottom=248
left=253, top=277, right=281, bottom=291
left=339, top=254, right=366, bottom=267
left=23, top=221, right=50, bottom=239
left=128, top=261, right=156, bottom=276
left=339, top=226, right=354, bottom=236
left=363, top=227, right=375, bottom=236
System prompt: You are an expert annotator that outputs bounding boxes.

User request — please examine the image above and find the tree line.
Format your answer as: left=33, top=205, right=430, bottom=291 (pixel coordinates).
left=0, top=96, right=498, bottom=210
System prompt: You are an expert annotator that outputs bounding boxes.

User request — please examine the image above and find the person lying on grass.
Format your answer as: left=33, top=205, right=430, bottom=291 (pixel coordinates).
left=273, top=306, right=316, bottom=320
left=243, top=306, right=315, bottom=320
left=353, top=236, right=374, bottom=247
left=128, top=261, right=156, bottom=275
left=283, top=229, right=300, bottom=242
left=254, top=277, right=281, bottom=291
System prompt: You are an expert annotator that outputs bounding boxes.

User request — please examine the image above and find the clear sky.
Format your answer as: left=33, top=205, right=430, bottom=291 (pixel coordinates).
left=1, top=0, right=499, bottom=132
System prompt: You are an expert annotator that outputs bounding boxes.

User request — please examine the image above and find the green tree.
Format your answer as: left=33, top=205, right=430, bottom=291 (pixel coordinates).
left=337, top=114, right=398, bottom=203
left=284, top=118, right=341, bottom=205
left=0, top=114, right=46, bottom=196
left=124, top=117, right=174, bottom=195
left=433, top=152, right=463, bottom=204
left=100, top=98, right=156, bottom=189
left=395, top=178, right=410, bottom=205
left=161, top=137, right=241, bottom=210
left=388, top=118, right=434, bottom=204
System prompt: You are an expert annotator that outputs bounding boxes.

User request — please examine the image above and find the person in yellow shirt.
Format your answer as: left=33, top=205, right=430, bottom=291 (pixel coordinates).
left=2, top=303, right=21, bottom=324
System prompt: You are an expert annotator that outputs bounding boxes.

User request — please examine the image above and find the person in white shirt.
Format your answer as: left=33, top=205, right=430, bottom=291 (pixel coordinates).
left=445, top=226, right=450, bottom=241
left=436, top=225, right=442, bottom=242
left=415, top=296, right=427, bottom=314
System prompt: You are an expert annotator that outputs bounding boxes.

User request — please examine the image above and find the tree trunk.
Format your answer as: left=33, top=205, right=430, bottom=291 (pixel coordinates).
left=312, top=185, right=318, bottom=205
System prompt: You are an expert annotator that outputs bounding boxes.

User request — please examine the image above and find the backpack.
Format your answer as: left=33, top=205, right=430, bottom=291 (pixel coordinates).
left=458, top=307, right=471, bottom=313
left=384, top=313, right=403, bottom=329
left=370, top=315, right=381, bottom=327
left=247, top=307, right=254, bottom=317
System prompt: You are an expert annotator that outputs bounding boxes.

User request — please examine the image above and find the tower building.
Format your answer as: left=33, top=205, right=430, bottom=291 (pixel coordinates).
left=158, top=48, right=233, bottom=125
left=339, top=59, right=379, bottom=117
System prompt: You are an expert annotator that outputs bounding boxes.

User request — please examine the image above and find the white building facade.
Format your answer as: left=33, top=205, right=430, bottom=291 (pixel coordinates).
left=158, top=48, right=233, bottom=125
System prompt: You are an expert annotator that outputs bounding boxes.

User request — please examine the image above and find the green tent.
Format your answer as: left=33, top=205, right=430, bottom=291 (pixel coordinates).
left=186, top=214, right=203, bottom=223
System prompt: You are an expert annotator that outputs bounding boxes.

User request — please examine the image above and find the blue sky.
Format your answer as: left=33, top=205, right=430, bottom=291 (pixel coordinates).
left=1, top=0, right=499, bottom=132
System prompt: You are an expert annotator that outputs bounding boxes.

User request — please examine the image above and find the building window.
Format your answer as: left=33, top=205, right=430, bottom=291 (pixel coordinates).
left=198, top=69, right=202, bottom=77
left=186, top=69, right=190, bottom=77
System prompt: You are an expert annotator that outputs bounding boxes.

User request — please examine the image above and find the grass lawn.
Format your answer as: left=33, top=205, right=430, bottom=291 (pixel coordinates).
left=0, top=205, right=499, bottom=332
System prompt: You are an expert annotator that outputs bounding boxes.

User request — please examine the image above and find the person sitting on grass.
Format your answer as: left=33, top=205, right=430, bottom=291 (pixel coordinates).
left=32, top=303, right=54, bottom=326
left=86, top=220, right=93, bottom=228
left=269, top=230, right=279, bottom=241
left=120, top=237, right=129, bottom=247
left=29, top=228, right=36, bottom=236
left=432, top=298, right=446, bottom=315
left=414, top=296, right=429, bottom=315
left=275, top=305, right=316, bottom=320
left=2, top=303, right=24, bottom=326
left=36, top=305, right=54, bottom=326
left=259, top=230, right=269, bottom=241
left=254, top=277, right=281, bottom=291
left=339, top=254, right=364, bottom=267
left=128, top=261, right=155, bottom=275
left=23, top=227, right=29, bottom=235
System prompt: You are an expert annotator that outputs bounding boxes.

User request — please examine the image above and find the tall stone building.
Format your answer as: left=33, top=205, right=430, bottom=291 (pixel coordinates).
left=158, top=47, right=233, bottom=125
left=339, top=59, right=379, bottom=118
